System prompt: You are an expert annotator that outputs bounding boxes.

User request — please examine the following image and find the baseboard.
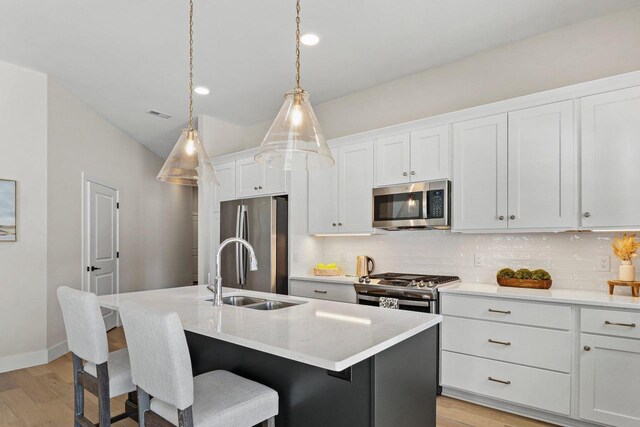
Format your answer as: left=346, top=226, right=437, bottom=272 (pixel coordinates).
left=47, top=340, right=69, bottom=362
left=442, top=387, right=601, bottom=427
left=0, top=350, right=48, bottom=373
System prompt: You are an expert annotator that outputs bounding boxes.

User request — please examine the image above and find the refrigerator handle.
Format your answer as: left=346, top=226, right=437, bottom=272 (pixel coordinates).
left=239, top=205, right=248, bottom=286
left=242, top=204, right=249, bottom=285
left=235, top=204, right=241, bottom=286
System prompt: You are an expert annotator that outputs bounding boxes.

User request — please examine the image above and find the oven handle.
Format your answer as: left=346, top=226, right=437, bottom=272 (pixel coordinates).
left=357, top=294, right=432, bottom=308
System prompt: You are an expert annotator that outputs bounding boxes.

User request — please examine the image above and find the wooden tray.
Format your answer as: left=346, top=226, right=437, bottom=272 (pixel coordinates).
left=497, top=278, right=552, bottom=289
left=313, top=268, right=342, bottom=276
left=608, top=280, right=640, bottom=297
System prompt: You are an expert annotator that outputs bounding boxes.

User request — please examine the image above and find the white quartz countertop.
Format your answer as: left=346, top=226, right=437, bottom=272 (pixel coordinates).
left=97, top=286, right=441, bottom=371
left=439, top=282, right=640, bottom=310
left=289, top=274, right=358, bottom=284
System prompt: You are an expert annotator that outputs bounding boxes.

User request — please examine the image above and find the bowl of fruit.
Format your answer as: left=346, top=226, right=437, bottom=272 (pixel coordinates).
left=496, top=268, right=552, bottom=289
left=313, top=263, right=342, bottom=276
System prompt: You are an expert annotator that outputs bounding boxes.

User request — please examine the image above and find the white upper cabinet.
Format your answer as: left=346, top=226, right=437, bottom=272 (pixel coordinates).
left=581, top=86, right=640, bottom=229
left=374, top=126, right=450, bottom=187
left=309, top=141, right=374, bottom=235
left=453, top=114, right=508, bottom=231
left=374, top=134, right=410, bottom=186
left=507, top=101, right=575, bottom=229
left=235, top=156, right=287, bottom=198
left=338, top=141, right=374, bottom=233
left=212, top=161, right=236, bottom=210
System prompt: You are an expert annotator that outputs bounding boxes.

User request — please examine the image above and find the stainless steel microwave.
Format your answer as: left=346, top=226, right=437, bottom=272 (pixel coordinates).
left=372, top=180, right=451, bottom=230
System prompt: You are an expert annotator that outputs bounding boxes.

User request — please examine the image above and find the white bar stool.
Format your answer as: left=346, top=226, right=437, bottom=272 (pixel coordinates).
left=119, top=301, right=278, bottom=427
left=57, top=286, right=136, bottom=426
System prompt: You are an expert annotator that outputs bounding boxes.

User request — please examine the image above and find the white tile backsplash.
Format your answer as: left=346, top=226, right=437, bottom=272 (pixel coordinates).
left=321, top=231, right=636, bottom=292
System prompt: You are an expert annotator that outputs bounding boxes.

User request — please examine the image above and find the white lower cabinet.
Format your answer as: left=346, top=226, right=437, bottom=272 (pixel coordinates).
left=289, top=279, right=356, bottom=304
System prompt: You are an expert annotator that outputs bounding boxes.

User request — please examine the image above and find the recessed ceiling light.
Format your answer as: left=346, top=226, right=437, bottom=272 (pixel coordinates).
left=194, top=86, right=210, bottom=95
left=300, top=33, right=320, bottom=46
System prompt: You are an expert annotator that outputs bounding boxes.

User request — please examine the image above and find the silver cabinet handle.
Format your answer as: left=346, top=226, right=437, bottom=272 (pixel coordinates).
left=403, top=172, right=408, bottom=176
left=332, top=223, right=337, bottom=227
left=410, top=171, right=416, bottom=175
left=488, top=308, right=511, bottom=314
left=605, top=320, right=636, bottom=327
left=510, top=215, right=516, bottom=220
left=314, top=290, right=328, bottom=294
left=488, top=339, right=511, bottom=346
left=584, top=212, right=591, bottom=218
left=584, top=345, right=591, bottom=351
left=254, top=186, right=258, bottom=190
left=338, top=223, right=343, bottom=226
left=498, top=215, right=505, bottom=221
left=488, top=377, right=511, bottom=385
left=258, top=186, right=263, bottom=189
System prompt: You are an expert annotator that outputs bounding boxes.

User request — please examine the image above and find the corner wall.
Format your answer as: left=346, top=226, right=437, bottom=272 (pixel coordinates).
left=0, top=61, right=48, bottom=371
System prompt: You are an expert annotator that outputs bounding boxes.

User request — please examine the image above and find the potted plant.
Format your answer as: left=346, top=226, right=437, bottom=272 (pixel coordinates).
left=496, top=268, right=552, bottom=289
left=612, top=234, right=640, bottom=281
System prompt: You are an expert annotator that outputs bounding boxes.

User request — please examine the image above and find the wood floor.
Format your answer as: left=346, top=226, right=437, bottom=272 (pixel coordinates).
left=0, top=328, right=554, bottom=427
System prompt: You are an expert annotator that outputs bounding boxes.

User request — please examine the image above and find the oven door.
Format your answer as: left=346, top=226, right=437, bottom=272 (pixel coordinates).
left=357, top=293, right=434, bottom=313
left=372, top=184, right=428, bottom=229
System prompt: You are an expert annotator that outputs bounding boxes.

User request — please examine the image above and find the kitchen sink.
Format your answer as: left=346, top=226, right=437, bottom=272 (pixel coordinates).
left=222, top=296, right=267, bottom=306
left=246, top=300, right=302, bottom=311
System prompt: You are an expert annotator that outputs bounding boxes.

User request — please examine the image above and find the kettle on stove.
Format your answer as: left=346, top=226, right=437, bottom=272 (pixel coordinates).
left=356, top=255, right=375, bottom=277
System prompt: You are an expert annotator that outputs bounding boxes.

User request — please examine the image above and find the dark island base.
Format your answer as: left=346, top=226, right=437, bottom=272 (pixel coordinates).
left=185, top=327, right=437, bottom=427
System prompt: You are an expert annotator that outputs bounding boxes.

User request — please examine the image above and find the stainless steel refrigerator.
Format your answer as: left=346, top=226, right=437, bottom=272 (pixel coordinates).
left=219, top=196, right=288, bottom=294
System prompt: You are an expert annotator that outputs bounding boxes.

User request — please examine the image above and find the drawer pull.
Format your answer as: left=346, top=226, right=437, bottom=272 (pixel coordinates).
left=488, top=339, right=511, bottom=346
left=488, top=377, right=511, bottom=385
left=488, top=308, right=511, bottom=314
left=605, top=320, right=636, bottom=328
left=314, top=290, right=328, bottom=294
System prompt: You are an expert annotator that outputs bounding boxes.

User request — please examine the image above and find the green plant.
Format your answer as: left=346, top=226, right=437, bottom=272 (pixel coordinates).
left=496, top=268, right=516, bottom=279
left=531, top=269, right=551, bottom=281
left=514, top=268, right=533, bottom=280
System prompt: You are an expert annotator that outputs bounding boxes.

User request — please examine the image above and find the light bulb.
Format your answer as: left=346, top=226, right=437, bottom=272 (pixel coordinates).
left=290, top=104, right=303, bottom=127
left=185, top=138, right=195, bottom=155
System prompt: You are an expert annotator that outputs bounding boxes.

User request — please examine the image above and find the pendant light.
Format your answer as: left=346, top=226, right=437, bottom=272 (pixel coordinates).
left=157, top=0, right=218, bottom=186
left=255, top=0, right=334, bottom=170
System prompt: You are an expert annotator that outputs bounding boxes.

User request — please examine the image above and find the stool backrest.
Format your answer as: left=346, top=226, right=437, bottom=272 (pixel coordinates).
left=57, top=286, right=109, bottom=364
left=120, top=301, right=194, bottom=410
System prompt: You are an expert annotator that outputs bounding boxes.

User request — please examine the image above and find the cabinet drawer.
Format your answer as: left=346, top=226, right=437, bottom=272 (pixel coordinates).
left=441, top=294, right=571, bottom=330
left=290, top=280, right=356, bottom=304
left=581, top=308, right=640, bottom=339
left=442, top=316, right=571, bottom=373
left=441, top=351, right=570, bottom=415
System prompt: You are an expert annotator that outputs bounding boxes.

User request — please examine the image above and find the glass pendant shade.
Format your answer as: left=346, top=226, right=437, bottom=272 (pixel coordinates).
left=255, top=89, right=334, bottom=170
left=157, top=129, right=219, bottom=186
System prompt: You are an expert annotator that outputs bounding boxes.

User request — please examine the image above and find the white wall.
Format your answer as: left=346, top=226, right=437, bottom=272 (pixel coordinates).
left=202, top=6, right=640, bottom=155
left=46, top=79, right=194, bottom=352
left=0, top=61, right=48, bottom=371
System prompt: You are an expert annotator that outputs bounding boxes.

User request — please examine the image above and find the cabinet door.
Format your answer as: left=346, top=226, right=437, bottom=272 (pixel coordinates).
left=308, top=151, right=339, bottom=235
left=260, top=164, right=287, bottom=195
left=580, top=333, right=640, bottom=426
left=212, top=161, right=236, bottom=211
left=452, top=114, right=508, bottom=231
left=507, top=101, right=575, bottom=229
left=374, top=134, right=410, bottom=187
left=339, top=141, right=374, bottom=233
left=235, top=157, right=260, bottom=198
left=410, top=126, right=450, bottom=182
left=581, top=86, right=640, bottom=228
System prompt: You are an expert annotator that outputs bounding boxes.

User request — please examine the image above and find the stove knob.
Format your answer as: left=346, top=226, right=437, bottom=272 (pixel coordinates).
left=358, top=277, right=365, bottom=283
left=364, top=277, right=371, bottom=284
left=427, top=281, right=436, bottom=288
left=418, top=281, right=425, bottom=288
left=409, top=280, right=417, bottom=287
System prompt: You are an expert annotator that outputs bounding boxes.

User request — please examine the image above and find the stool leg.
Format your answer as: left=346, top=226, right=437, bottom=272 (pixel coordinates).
left=177, top=406, right=194, bottom=427
left=137, top=387, right=150, bottom=426
left=96, top=362, right=111, bottom=426
left=263, top=416, right=276, bottom=427
left=72, top=354, right=85, bottom=427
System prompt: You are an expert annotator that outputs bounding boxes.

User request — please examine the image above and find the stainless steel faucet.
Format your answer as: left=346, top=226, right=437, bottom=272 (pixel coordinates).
left=208, top=237, right=258, bottom=306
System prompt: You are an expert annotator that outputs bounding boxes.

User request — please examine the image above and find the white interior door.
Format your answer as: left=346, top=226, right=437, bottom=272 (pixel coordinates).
left=87, top=181, right=119, bottom=330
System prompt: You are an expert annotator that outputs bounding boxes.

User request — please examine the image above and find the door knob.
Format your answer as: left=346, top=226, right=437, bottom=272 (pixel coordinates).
left=403, top=172, right=408, bottom=176
left=410, top=171, right=416, bottom=175
left=584, top=345, right=591, bottom=351
left=584, top=212, right=591, bottom=218
left=258, top=186, right=263, bottom=190
left=332, top=223, right=337, bottom=227
left=90, top=266, right=101, bottom=272
left=338, top=223, right=343, bottom=226
left=510, top=215, right=516, bottom=220
left=498, top=216, right=505, bottom=221
left=254, top=187, right=258, bottom=190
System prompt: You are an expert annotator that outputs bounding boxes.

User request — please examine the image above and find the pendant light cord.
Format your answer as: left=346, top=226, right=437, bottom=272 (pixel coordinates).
left=188, top=0, right=194, bottom=130
left=295, top=0, right=301, bottom=90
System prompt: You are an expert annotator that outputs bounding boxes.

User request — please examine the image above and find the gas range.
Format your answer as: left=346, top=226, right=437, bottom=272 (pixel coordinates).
left=353, top=272, right=460, bottom=300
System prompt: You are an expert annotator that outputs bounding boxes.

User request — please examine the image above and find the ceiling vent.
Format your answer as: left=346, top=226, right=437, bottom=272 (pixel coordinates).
left=148, top=110, right=172, bottom=119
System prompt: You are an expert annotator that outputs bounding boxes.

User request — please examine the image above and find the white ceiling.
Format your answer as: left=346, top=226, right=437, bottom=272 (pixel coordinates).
left=1, top=0, right=639, bottom=158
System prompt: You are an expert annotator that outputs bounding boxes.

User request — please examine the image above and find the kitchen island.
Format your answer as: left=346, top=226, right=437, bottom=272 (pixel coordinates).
left=97, top=286, right=442, bottom=427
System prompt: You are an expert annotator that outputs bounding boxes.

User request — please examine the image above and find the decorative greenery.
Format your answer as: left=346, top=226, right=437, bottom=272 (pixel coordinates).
left=531, top=269, right=551, bottom=280
left=496, top=268, right=516, bottom=279
left=612, top=233, right=640, bottom=262
left=514, top=268, right=533, bottom=280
